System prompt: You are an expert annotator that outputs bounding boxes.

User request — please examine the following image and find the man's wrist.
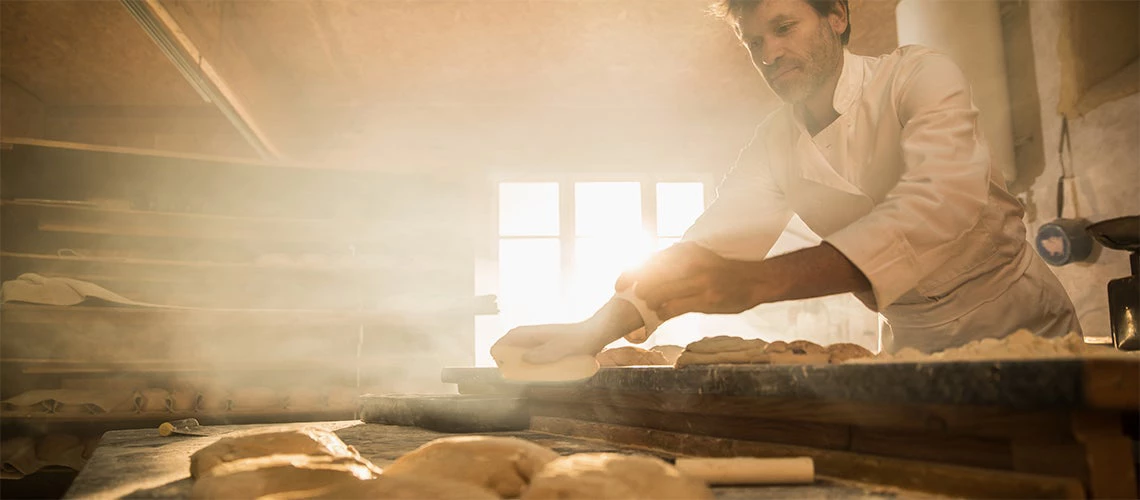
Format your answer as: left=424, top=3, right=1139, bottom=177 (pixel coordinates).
left=583, top=298, right=645, bottom=344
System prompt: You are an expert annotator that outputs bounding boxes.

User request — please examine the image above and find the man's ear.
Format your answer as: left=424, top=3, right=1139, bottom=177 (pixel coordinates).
left=829, top=0, right=848, bottom=37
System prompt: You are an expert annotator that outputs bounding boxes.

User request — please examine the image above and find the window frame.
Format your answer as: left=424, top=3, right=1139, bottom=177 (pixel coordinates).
left=482, top=173, right=714, bottom=317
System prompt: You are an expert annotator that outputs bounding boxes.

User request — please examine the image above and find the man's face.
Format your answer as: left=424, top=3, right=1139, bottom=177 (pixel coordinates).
left=737, top=0, right=846, bottom=103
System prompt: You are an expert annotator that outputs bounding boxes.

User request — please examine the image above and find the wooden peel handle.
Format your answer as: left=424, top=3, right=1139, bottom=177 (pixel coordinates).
left=675, top=457, right=815, bottom=485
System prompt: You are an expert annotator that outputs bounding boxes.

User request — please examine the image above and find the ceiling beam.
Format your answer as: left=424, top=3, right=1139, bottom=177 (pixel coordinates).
left=120, top=0, right=282, bottom=161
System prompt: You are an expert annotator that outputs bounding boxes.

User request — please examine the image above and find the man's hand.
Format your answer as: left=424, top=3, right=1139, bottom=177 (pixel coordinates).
left=490, top=323, right=610, bottom=365
left=490, top=299, right=645, bottom=364
left=616, top=242, right=767, bottom=321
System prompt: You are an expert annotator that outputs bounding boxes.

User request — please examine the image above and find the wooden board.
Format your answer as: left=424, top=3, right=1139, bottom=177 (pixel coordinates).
left=359, top=394, right=529, bottom=433
left=443, top=359, right=1140, bottom=410
left=530, top=416, right=1086, bottom=499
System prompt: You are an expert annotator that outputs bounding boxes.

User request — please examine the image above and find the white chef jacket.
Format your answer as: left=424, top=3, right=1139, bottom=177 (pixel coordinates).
left=619, top=45, right=1080, bottom=353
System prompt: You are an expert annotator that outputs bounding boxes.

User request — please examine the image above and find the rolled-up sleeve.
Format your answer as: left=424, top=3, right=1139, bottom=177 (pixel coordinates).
left=824, top=54, right=990, bottom=310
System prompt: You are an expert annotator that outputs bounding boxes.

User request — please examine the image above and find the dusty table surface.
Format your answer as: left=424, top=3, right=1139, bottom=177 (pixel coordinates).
left=67, top=420, right=946, bottom=499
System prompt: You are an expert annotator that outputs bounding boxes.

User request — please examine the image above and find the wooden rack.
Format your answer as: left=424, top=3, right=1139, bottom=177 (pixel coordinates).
left=0, top=139, right=486, bottom=432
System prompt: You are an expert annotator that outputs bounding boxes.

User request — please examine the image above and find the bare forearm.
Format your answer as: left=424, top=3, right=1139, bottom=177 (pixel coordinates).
left=582, top=298, right=645, bottom=345
left=748, top=242, right=870, bottom=304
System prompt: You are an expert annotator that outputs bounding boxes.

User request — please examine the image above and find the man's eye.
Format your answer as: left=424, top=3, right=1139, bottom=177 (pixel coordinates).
left=776, top=23, right=795, bottom=34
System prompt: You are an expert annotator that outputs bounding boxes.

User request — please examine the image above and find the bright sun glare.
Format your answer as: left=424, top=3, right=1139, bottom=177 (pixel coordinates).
left=476, top=181, right=704, bottom=366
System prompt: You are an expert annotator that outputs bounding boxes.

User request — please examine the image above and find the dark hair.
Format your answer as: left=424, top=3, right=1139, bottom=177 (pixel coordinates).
left=710, top=0, right=851, bottom=45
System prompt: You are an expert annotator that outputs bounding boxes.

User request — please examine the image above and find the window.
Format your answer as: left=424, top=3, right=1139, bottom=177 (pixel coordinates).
left=474, top=179, right=709, bottom=366
left=475, top=180, right=881, bottom=364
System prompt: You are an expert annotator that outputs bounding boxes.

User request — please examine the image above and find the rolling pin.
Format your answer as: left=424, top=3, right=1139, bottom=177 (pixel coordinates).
left=673, top=457, right=815, bottom=485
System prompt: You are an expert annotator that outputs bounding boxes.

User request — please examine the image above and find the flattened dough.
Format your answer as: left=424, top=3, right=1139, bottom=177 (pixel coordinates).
left=189, top=454, right=377, bottom=499
left=649, top=345, right=684, bottom=364
left=491, top=344, right=599, bottom=382
left=190, top=428, right=364, bottom=478
left=676, top=337, right=833, bottom=367
left=596, top=347, right=670, bottom=367
left=523, top=453, right=713, bottom=500
left=683, top=336, right=767, bottom=354
left=383, top=436, right=559, bottom=497
left=675, top=348, right=768, bottom=367
left=264, top=475, right=499, bottom=500
left=826, top=343, right=874, bottom=364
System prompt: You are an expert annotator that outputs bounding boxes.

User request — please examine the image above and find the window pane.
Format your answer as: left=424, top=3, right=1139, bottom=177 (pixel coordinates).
left=656, top=182, right=705, bottom=237
left=499, top=182, right=559, bottom=236
left=498, top=238, right=562, bottom=326
left=575, top=182, right=641, bottom=237
left=569, top=236, right=652, bottom=320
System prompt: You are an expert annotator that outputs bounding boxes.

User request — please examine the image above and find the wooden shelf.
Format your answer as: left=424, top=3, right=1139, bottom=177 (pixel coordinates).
left=2, top=355, right=450, bottom=375
left=0, top=304, right=433, bottom=328
left=2, top=198, right=425, bottom=243
left=0, top=251, right=457, bottom=276
left=0, top=409, right=357, bottom=427
left=0, top=252, right=468, bottom=309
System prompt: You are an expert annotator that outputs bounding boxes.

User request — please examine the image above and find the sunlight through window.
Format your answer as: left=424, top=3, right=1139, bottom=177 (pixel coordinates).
left=477, top=179, right=713, bottom=365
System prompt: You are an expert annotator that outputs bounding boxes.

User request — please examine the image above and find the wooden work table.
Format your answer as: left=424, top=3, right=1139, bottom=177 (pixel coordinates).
left=65, top=421, right=930, bottom=499
left=442, top=358, right=1139, bottom=499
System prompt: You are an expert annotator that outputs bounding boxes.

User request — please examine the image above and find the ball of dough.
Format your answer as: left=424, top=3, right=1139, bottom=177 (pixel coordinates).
left=523, top=453, right=713, bottom=500
left=764, top=341, right=788, bottom=353
left=785, top=340, right=826, bottom=355
left=825, top=343, right=873, bottom=364
left=596, top=347, right=670, bottom=367
left=190, top=428, right=363, bottom=478
left=263, top=475, right=500, bottom=500
left=382, top=436, right=559, bottom=497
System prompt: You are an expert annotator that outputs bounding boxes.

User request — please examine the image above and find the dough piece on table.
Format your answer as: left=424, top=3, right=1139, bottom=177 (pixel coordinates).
left=197, top=385, right=230, bottom=412
left=890, top=347, right=926, bottom=361
left=674, top=348, right=769, bottom=368
left=35, top=434, right=88, bottom=472
left=684, top=335, right=767, bottom=354
left=264, top=475, right=499, bottom=500
left=189, top=454, right=378, bottom=499
left=383, top=435, right=559, bottom=497
left=1, top=437, right=39, bottom=479
left=491, top=344, right=599, bottom=382
left=139, top=388, right=172, bottom=413
left=785, top=340, right=826, bottom=355
left=190, top=428, right=367, bottom=479
left=169, top=387, right=200, bottom=412
left=523, top=453, right=713, bottom=500
left=650, top=345, right=685, bottom=364
left=826, top=343, right=874, bottom=364
left=767, top=352, right=831, bottom=365
left=596, top=346, right=670, bottom=367
left=764, top=341, right=788, bottom=353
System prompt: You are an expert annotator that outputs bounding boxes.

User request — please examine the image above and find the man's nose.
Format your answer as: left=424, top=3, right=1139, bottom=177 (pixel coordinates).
left=759, top=41, right=785, bottom=66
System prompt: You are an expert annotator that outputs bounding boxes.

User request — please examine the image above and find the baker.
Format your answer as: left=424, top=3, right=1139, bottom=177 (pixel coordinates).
left=494, top=0, right=1080, bottom=362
